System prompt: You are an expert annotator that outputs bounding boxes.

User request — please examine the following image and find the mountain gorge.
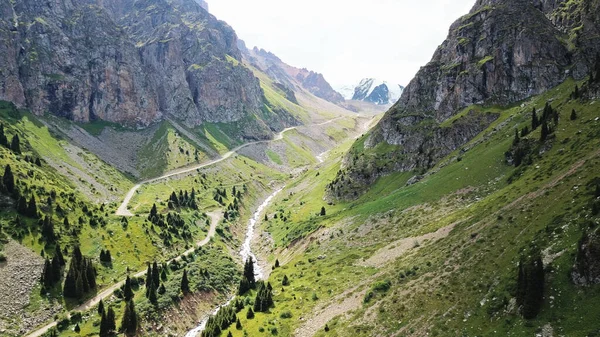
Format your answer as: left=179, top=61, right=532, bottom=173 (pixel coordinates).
left=328, top=0, right=600, bottom=200
left=2, top=0, right=600, bottom=336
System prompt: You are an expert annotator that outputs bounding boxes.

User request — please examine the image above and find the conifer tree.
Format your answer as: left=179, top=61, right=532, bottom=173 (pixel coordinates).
left=246, top=307, right=254, bottom=319
left=517, top=248, right=545, bottom=319
left=98, top=299, right=105, bottom=315
left=152, top=261, right=160, bottom=288
left=10, top=134, right=20, bottom=154
left=3, top=164, right=15, bottom=194
left=513, top=128, right=520, bottom=146
left=120, top=300, right=138, bottom=335
left=236, top=318, right=242, bottom=330
left=181, top=269, right=190, bottom=294
left=243, top=258, right=255, bottom=287
left=106, top=306, right=116, bottom=332
left=540, top=120, right=549, bottom=142
left=274, top=259, right=280, bottom=268
left=227, top=331, right=233, bottom=337
left=0, top=124, right=7, bottom=147
left=27, top=195, right=38, bottom=218
left=51, top=256, right=61, bottom=283
left=282, top=274, right=289, bottom=286
left=54, top=244, right=65, bottom=266
left=42, top=258, right=54, bottom=289
left=149, top=281, right=158, bottom=305
left=124, top=275, right=134, bottom=301
left=531, top=107, right=539, bottom=130
left=320, top=206, right=326, bottom=216
left=570, top=109, right=577, bottom=120
left=99, top=312, right=110, bottom=337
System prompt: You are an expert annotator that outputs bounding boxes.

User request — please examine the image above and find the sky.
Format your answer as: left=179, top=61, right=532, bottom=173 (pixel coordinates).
left=208, top=0, right=475, bottom=87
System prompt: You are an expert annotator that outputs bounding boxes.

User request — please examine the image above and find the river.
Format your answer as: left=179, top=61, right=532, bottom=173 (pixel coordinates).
left=184, top=188, right=283, bottom=337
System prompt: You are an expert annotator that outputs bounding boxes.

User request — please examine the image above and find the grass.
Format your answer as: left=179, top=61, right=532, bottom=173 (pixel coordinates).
left=226, top=77, right=600, bottom=337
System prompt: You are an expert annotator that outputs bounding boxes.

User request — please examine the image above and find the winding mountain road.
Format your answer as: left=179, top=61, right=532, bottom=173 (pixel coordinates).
left=25, top=211, right=223, bottom=337
left=116, top=117, right=344, bottom=216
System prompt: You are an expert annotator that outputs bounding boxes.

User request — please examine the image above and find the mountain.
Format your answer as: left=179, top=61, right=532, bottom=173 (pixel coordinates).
left=239, top=43, right=345, bottom=105
left=337, top=78, right=404, bottom=105
left=328, top=0, right=600, bottom=200
left=0, top=0, right=295, bottom=138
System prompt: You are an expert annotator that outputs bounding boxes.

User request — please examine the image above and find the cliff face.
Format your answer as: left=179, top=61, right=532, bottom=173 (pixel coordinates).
left=0, top=0, right=292, bottom=134
left=0, top=0, right=160, bottom=127
left=241, top=46, right=345, bottom=104
left=328, top=0, right=600, bottom=200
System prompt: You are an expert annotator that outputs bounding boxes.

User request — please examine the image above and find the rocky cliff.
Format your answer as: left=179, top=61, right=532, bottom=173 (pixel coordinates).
left=0, top=0, right=294, bottom=136
left=328, top=0, right=600, bottom=200
left=241, top=45, right=345, bottom=104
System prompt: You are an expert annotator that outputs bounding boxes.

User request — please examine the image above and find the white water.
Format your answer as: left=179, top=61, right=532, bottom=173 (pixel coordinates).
left=185, top=188, right=283, bottom=337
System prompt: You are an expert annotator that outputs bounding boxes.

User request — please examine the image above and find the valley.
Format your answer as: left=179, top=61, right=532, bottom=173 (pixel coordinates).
left=1, top=0, right=600, bottom=336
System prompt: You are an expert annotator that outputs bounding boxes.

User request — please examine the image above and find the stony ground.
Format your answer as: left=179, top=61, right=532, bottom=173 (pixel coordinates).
left=0, top=241, right=61, bottom=337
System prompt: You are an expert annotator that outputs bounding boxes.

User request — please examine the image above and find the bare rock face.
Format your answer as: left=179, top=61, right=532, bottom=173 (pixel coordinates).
left=328, top=0, right=600, bottom=200
left=0, top=0, right=160, bottom=127
left=0, top=0, right=293, bottom=136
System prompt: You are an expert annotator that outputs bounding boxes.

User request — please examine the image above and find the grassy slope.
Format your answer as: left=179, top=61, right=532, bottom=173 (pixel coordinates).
left=218, top=78, right=600, bottom=337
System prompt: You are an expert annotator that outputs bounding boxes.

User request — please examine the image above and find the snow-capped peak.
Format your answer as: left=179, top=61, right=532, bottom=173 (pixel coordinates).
left=335, top=78, right=404, bottom=105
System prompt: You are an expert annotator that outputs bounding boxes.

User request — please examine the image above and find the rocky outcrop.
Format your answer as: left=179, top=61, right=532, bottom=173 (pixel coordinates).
left=572, top=230, right=600, bottom=286
left=328, top=0, right=600, bottom=200
left=0, top=0, right=294, bottom=136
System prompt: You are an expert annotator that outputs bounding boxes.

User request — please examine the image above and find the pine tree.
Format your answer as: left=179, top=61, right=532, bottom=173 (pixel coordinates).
left=570, top=109, right=577, bottom=120
left=282, top=274, right=289, bottom=286
left=10, top=134, right=20, bottom=154
left=540, top=120, right=549, bottom=142
left=0, top=124, right=7, bottom=147
left=145, top=264, right=152, bottom=291
left=149, top=203, right=158, bottom=220
left=51, top=256, right=61, bottom=283
left=106, top=307, right=116, bottom=332
left=238, top=276, right=250, bottom=295
left=512, top=128, right=520, bottom=146
left=274, top=259, right=280, bottom=268
left=148, top=281, right=158, bottom=305
left=99, top=312, right=110, bottom=337
left=124, top=275, right=134, bottom=301
left=531, top=107, right=539, bottom=130
left=243, top=258, right=255, bottom=287
left=42, top=258, right=54, bottom=289
left=27, top=195, right=38, bottom=218
left=521, top=126, right=529, bottom=137
left=227, top=331, right=233, bottom=337
left=181, top=269, right=190, bottom=294
left=120, top=300, right=138, bottom=335
left=35, top=157, right=42, bottom=167
left=54, top=244, right=65, bottom=266
left=246, top=307, right=254, bottom=319
left=3, top=164, right=15, bottom=194
left=516, top=249, right=545, bottom=319
left=74, top=323, right=80, bottom=333
left=152, top=261, right=160, bottom=288
left=236, top=318, right=242, bottom=330
left=17, top=196, right=28, bottom=215
left=40, top=216, right=56, bottom=241
left=320, top=206, right=326, bottom=216
left=98, top=299, right=105, bottom=315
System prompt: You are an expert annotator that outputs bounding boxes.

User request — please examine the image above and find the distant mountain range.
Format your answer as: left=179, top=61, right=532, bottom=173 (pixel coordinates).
left=337, top=79, right=404, bottom=105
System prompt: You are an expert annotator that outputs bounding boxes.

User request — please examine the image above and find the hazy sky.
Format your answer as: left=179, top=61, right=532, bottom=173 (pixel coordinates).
left=208, top=0, right=475, bottom=87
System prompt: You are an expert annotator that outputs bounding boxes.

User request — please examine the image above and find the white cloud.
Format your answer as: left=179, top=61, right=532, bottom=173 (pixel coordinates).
left=208, top=0, right=475, bottom=86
